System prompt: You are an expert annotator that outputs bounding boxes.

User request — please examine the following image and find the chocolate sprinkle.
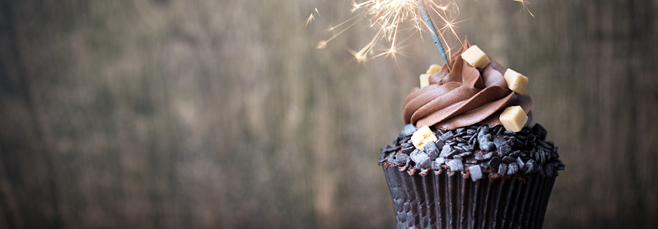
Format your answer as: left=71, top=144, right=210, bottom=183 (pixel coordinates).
left=400, top=143, right=414, bottom=155
left=468, top=165, right=483, bottom=181
left=507, top=163, right=519, bottom=175
left=447, top=159, right=464, bottom=172
left=423, top=141, right=440, bottom=160
left=395, top=152, right=410, bottom=165
left=439, top=144, right=454, bottom=158
left=437, top=156, right=446, bottom=163
left=399, top=124, right=418, bottom=138
left=410, top=149, right=429, bottom=164
left=379, top=123, right=564, bottom=181
left=498, top=163, right=509, bottom=176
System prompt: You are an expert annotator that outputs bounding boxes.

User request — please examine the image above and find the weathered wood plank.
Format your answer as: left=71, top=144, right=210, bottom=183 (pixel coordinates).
left=0, top=0, right=657, bottom=228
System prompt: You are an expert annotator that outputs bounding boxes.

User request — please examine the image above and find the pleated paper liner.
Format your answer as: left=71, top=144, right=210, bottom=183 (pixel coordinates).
left=383, top=166, right=556, bottom=229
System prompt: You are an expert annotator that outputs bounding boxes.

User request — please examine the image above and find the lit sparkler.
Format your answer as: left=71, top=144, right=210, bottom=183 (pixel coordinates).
left=415, top=0, right=450, bottom=68
left=317, top=0, right=461, bottom=64
left=313, top=0, right=534, bottom=64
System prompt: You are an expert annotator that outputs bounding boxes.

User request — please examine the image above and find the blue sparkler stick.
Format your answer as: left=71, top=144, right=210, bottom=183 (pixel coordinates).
left=415, top=0, right=450, bottom=68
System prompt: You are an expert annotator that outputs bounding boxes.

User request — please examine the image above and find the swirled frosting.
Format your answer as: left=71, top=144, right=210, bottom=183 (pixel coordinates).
left=403, top=40, right=532, bottom=130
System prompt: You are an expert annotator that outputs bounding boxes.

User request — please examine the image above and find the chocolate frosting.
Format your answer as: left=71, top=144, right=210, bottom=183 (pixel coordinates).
left=403, top=40, right=532, bottom=129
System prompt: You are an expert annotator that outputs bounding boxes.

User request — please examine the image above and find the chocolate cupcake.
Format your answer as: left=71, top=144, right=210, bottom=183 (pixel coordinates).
left=379, top=40, right=564, bottom=228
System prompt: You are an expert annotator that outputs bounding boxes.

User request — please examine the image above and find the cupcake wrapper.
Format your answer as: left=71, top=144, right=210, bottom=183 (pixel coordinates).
left=383, top=167, right=556, bottom=229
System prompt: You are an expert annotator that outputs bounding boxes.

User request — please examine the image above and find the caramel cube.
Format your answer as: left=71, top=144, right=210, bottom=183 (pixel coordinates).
left=499, top=106, right=528, bottom=132
left=426, top=64, right=442, bottom=74
left=419, top=74, right=431, bottom=88
left=503, top=68, right=529, bottom=94
left=411, top=125, right=438, bottom=150
left=460, top=45, right=491, bottom=69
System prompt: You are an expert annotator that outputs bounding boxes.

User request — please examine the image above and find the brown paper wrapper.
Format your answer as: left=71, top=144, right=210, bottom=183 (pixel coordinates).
left=383, top=166, right=556, bottom=229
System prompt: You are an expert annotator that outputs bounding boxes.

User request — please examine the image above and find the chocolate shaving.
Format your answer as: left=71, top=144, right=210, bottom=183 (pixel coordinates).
left=380, top=123, right=564, bottom=181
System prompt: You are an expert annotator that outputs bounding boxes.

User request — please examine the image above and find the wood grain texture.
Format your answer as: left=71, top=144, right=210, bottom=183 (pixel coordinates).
left=0, top=0, right=657, bottom=228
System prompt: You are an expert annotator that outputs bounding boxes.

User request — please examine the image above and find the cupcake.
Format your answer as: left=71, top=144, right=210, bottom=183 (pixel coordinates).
left=379, top=40, right=564, bottom=228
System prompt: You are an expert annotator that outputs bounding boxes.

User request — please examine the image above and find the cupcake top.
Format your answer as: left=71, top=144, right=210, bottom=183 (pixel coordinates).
left=402, top=39, right=532, bottom=130
left=380, top=40, right=564, bottom=181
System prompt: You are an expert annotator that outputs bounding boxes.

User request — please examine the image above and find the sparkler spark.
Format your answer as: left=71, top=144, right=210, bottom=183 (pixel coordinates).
left=303, top=14, right=315, bottom=30
left=338, top=0, right=461, bottom=62
left=315, top=0, right=536, bottom=62
left=302, top=8, right=322, bottom=32
left=514, top=0, right=535, bottom=17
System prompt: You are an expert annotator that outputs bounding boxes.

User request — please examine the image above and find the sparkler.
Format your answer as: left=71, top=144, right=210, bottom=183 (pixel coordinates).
left=322, top=0, right=460, bottom=65
left=312, top=0, right=534, bottom=64
left=415, top=0, right=450, bottom=68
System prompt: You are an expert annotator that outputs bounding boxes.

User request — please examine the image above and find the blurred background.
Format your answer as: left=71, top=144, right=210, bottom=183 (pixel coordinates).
left=1, top=0, right=657, bottom=228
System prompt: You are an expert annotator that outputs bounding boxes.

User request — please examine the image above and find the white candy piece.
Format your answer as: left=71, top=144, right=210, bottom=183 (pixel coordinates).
left=503, top=68, right=529, bottom=94
left=411, top=125, right=438, bottom=150
left=460, top=45, right=491, bottom=69
left=426, top=64, right=442, bottom=74
left=499, top=106, right=528, bottom=132
left=419, top=74, right=431, bottom=88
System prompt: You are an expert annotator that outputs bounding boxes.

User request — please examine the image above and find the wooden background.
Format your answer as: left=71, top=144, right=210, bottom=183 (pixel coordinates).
left=1, top=0, right=657, bottom=228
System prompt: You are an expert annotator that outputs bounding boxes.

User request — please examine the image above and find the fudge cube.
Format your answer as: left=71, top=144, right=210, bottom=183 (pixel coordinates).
left=460, top=45, right=491, bottom=69
left=411, top=125, right=438, bottom=150
left=499, top=106, right=528, bottom=132
left=503, top=68, right=529, bottom=94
